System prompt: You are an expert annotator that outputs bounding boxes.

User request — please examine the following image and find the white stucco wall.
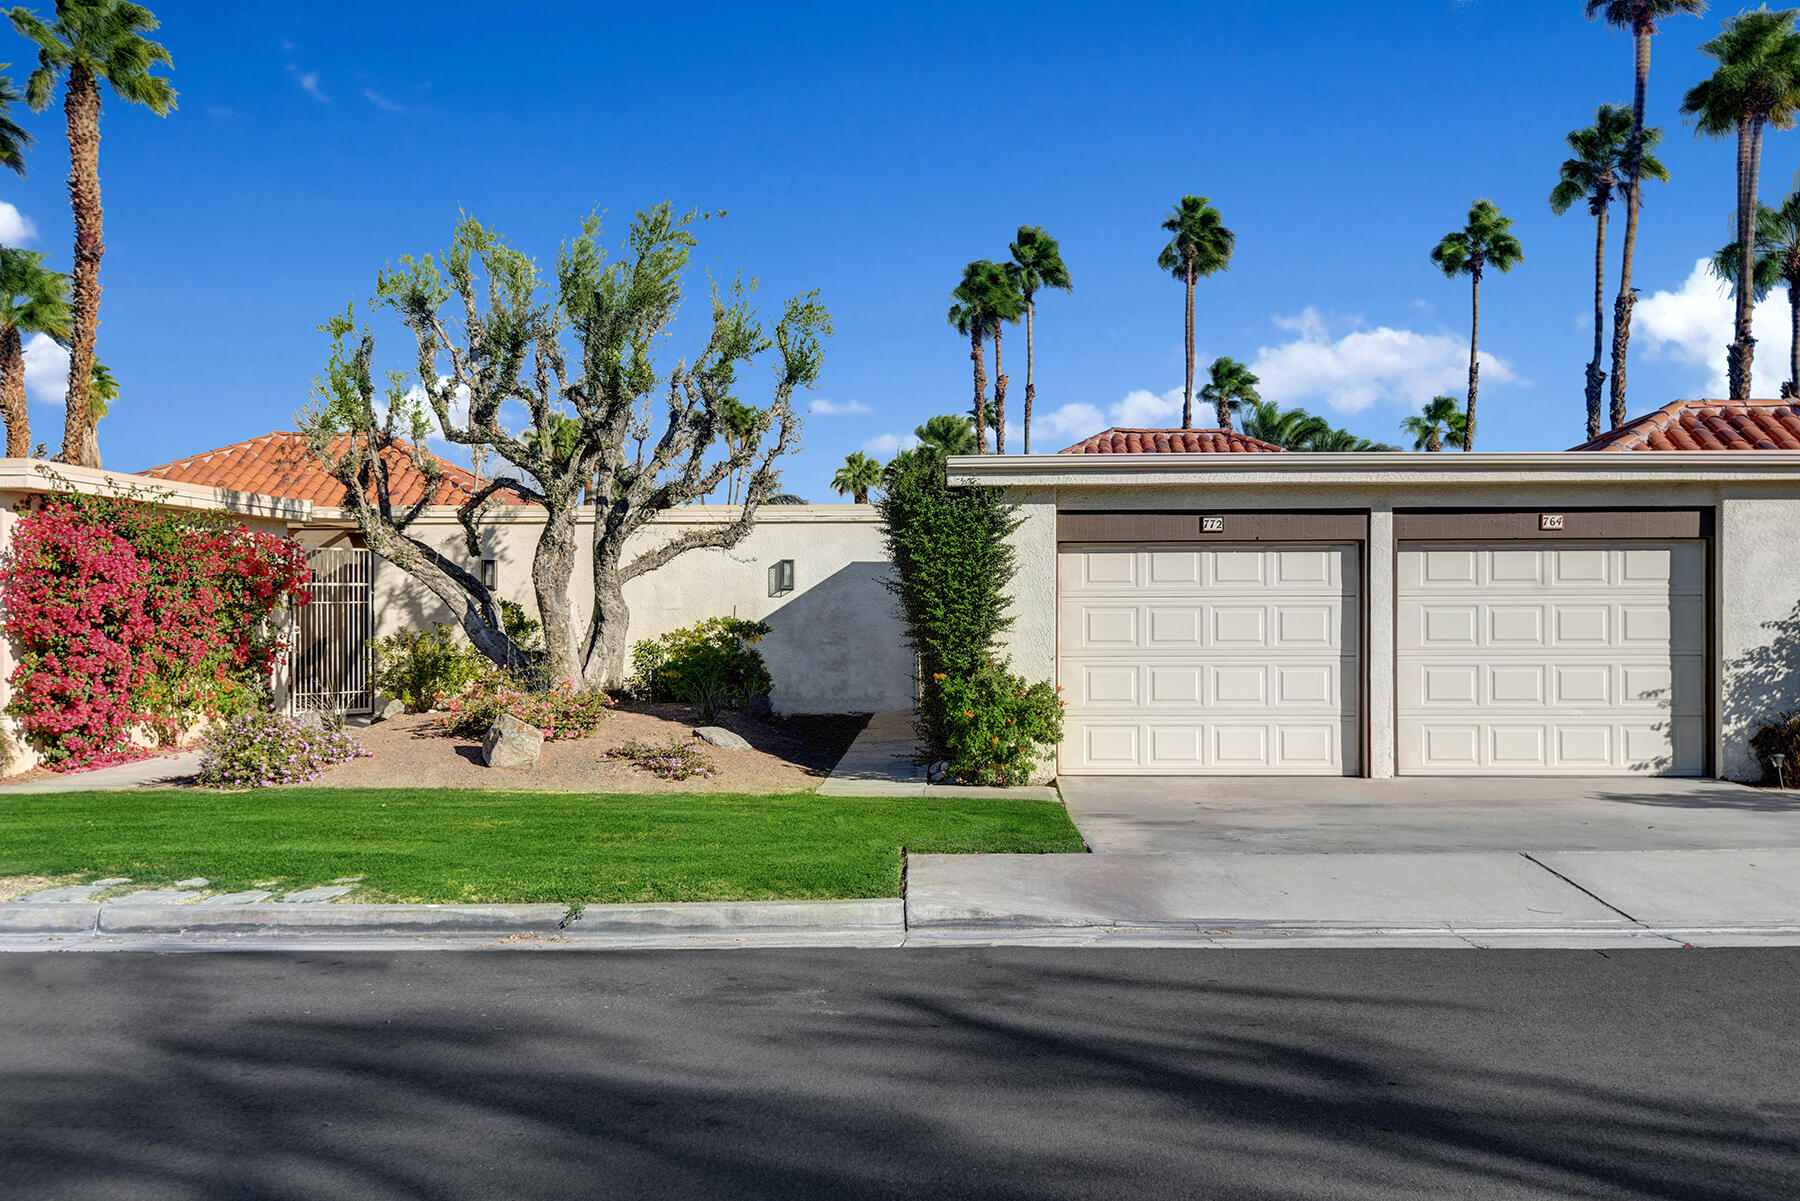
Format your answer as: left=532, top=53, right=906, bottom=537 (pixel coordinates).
left=953, top=453, right=1800, bottom=782
left=327, top=504, right=912, bottom=715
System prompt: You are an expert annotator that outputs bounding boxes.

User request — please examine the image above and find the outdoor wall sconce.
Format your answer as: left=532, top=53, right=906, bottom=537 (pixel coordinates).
left=480, top=558, right=498, bottom=589
left=768, top=559, right=795, bottom=597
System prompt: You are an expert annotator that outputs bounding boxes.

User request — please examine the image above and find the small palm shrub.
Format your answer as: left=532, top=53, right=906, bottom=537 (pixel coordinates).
left=630, top=618, right=774, bottom=711
left=1750, top=710, right=1800, bottom=784
left=440, top=676, right=614, bottom=740
left=939, top=665, right=1065, bottom=787
left=197, top=711, right=369, bottom=789
left=372, top=624, right=489, bottom=713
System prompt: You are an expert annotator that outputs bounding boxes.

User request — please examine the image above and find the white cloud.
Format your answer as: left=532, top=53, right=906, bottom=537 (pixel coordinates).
left=1249, top=307, right=1513, bottom=415
left=863, top=432, right=919, bottom=455
left=809, top=398, right=870, bottom=416
left=0, top=202, right=36, bottom=244
left=363, top=88, right=404, bottom=113
left=1635, top=257, right=1791, bottom=398
left=286, top=65, right=327, bottom=102
left=23, top=333, right=67, bottom=405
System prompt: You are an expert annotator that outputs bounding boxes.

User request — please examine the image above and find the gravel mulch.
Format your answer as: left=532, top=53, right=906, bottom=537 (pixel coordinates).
left=308, top=705, right=870, bottom=794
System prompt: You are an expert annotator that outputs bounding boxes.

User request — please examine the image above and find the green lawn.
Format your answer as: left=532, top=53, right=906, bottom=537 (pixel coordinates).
left=0, top=788, right=1084, bottom=904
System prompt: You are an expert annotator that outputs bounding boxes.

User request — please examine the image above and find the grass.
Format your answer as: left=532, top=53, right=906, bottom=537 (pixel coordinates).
left=0, top=788, right=1084, bottom=904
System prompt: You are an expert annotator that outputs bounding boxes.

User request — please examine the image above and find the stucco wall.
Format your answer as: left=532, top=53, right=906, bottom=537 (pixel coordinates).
left=983, top=468, right=1800, bottom=782
left=342, top=505, right=912, bottom=715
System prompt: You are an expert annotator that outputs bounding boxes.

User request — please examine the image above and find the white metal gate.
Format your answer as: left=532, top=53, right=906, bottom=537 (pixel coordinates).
left=288, top=548, right=374, bottom=715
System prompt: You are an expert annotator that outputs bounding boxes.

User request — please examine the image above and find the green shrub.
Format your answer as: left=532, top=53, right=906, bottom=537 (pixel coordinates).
left=371, top=624, right=489, bottom=713
left=630, top=617, right=774, bottom=712
left=197, top=711, right=370, bottom=789
left=440, top=675, right=615, bottom=740
left=939, top=664, right=1065, bottom=787
left=877, top=445, right=1060, bottom=781
left=1750, top=710, right=1800, bottom=784
left=500, top=600, right=543, bottom=657
left=607, top=736, right=717, bottom=780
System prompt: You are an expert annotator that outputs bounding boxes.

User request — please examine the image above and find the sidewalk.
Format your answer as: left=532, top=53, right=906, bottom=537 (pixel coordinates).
left=817, top=711, right=1058, bottom=800
left=0, top=752, right=201, bottom=794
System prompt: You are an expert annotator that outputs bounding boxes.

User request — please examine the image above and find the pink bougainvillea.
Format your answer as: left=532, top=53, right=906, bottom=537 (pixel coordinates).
left=1, top=492, right=312, bottom=769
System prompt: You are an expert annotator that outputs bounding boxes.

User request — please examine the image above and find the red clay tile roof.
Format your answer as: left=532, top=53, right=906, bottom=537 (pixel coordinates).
left=1575, top=400, right=1800, bottom=452
left=1059, top=427, right=1288, bottom=455
left=139, top=431, right=533, bottom=507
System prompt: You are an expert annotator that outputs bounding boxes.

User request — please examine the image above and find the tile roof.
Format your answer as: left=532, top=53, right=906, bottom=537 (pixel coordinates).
left=1059, top=427, right=1288, bottom=455
left=139, top=431, right=533, bottom=508
left=1574, top=399, right=1800, bottom=452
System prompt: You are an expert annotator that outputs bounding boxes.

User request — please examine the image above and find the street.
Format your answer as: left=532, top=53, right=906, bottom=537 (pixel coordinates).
left=4, top=948, right=1798, bottom=1200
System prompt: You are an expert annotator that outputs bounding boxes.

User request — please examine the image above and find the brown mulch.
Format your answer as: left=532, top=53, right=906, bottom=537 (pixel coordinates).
left=310, top=704, right=870, bottom=794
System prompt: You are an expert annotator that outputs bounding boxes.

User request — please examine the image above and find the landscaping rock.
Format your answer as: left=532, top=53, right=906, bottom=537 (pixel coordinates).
left=376, top=697, right=407, bottom=721
left=92, top=877, right=132, bottom=887
left=175, top=877, right=209, bottom=888
left=695, top=726, right=752, bottom=751
left=292, top=711, right=325, bottom=730
left=18, top=885, right=105, bottom=904
left=483, top=713, right=543, bottom=768
left=193, top=890, right=272, bottom=906
left=274, top=885, right=355, bottom=903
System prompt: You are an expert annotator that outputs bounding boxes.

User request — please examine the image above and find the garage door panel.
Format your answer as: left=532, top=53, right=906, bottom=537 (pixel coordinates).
left=1060, top=544, right=1360, bottom=776
left=1398, top=542, right=1704, bottom=776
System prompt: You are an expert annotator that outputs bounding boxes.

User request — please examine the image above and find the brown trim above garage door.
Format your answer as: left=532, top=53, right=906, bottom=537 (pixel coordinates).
left=1392, top=508, right=1710, bottom=540
left=1057, top=510, right=1370, bottom=543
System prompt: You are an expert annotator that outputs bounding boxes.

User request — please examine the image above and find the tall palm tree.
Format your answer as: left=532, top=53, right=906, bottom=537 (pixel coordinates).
left=0, top=64, right=31, bottom=174
left=1682, top=7, right=1800, bottom=400
left=1711, top=192, right=1800, bottom=395
left=831, top=451, right=882, bottom=503
left=1198, top=356, right=1259, bottom=431
left=1585, top=0, right=1708, bottom=427
left=1156, top=196, right=1234, bottom=429
left=1239, top=399, right=1329, bottom=450
left=947, top=260, right=1019, bottom=455
left=1550, top=104, right=1668, bottom=439
left=0, top=246, right=70, bottom=457
left=913, top=413, right=978, bottom=456
left=1007, top=225, right=1072, bottom=454
left=11, top=0, right=176, bottom=470
left=1400, top=395, right=1469, bottom=452
left=1430, top=199, right=1524, bottom=451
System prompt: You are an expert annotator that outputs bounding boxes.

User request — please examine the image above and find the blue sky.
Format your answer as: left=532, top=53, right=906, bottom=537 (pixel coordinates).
left=0, top=1, right=1789, bottom=499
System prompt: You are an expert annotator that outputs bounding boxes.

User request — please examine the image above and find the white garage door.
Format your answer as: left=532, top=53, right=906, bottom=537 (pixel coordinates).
left=1397, top=542, right=1704, bottom=776
left=1058, top=544, right=1360, bottom=775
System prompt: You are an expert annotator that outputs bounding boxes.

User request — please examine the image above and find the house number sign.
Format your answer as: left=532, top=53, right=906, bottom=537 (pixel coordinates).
left=1201, top=516, right=1226, bottom=533
left=1540, top=513, right=1565, bottom=531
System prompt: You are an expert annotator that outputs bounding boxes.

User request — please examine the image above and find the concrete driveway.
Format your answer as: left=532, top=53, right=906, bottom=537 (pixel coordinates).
left=1056, top=776, right=1800, bottom=854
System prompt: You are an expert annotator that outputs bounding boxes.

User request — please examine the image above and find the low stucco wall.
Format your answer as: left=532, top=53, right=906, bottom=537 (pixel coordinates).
left=326, top=504, right=913, bottom=716
left=979, top=464, right=1800, bottom=783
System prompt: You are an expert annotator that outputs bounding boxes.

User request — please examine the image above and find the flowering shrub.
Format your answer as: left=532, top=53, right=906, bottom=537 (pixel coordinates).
left=196, top=711, right=369, bottom=789
left=608, top=736, right=717, bottom=780
left=372, top=624, right=489, bottom=713
left=938, top=664, right=1065, bottom=788
left=630, top=617, right=774, bottom=712
left=1, top=490, right=311, bottom=769
left=439, top=675, right=614, bottom=740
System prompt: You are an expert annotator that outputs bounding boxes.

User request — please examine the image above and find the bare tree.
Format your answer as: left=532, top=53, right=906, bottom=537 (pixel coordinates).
left=299, top=206, right=830, bottom=688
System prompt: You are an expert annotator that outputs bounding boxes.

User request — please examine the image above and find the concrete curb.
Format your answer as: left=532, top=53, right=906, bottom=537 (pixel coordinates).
left=563, top=898, right=904, bottom=939
left=0, top=903, right=568, bottom=937
left=0, top=905, right=99, bottom=933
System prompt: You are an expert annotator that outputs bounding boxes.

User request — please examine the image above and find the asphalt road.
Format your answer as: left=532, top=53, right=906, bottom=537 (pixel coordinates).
left=3, top=948, right=1797, bottom=1200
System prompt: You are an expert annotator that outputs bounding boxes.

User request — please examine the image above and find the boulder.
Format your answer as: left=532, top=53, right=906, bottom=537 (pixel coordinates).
left=292, top=710, right=325, bottom=730
left=694, top=725, right=752, bottom=751
left=376, top=697, right=407, bottom=721
left=483, top=713, right=543, bottom=768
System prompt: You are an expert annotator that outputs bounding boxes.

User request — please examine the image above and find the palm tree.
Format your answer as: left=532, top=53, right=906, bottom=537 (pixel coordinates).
left=1430, top=200, right=1523, bottom=451
left=1307, top=427, right=1401, bottom=453
left=1682, top=7, right=1800, bottom=400
left=1550, top=104, right=1668, bottom=440
left=1156, top=196, right=1235, bottom=429
left=11, top=0, right=176, bottom=470
left=0, top=63, right=31, bottom=175
left=1007, top=225, right=1072, bottom=453
left=1586, top=1, right=1708, bottom=427
left=1239, top=399, right=1329, bottom=450
left=831, top=451, right=882, bottom=503
left=1711, top=191, right=1800, bottom=395
left=1400, top=395, right=1469, bottom=452
left=913, top=413, right=978, bottom=456
left=947, top=260, right=1021, bottom=455
left=1198, top=356, right=1259, bottom=432
left=714, top=397, right=766, bottom=503
left=0, top=246, right=70, bottom=457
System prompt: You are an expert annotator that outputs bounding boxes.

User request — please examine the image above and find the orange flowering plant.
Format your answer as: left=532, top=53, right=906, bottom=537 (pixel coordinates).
left=937, top=663, right=1064, bottom=787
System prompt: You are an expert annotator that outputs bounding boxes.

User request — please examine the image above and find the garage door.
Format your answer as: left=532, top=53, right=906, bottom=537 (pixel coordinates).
left=1058, top=544, right=1360, bottom=775
left=1397, top=543, right=1704, bottom=775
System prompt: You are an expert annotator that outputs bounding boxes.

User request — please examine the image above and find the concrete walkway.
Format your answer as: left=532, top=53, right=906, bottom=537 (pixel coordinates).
left=0, top=751, right=201, bottom=794
left=818, top=711, right=1057, bottom=800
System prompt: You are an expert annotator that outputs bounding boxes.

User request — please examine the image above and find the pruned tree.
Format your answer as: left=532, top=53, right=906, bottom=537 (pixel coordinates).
left=298, top=205, right=830, bottom=689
